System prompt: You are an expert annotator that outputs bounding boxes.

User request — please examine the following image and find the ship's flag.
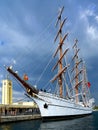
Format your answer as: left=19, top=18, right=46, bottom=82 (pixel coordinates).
left=23, top=74, right=28, bottom=81
left=87, top=82, right=91, bottom=88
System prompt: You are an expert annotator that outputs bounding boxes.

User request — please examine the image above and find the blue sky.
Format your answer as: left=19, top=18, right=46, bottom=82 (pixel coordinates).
left=0, top=0, right=98, bottom=105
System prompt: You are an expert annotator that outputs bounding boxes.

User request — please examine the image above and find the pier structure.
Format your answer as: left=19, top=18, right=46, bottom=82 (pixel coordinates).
left=0, top=78, right=41, bottom=123
left=0, top=104, right=41, bottom=123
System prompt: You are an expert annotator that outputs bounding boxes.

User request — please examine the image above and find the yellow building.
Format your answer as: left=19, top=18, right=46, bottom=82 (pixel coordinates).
left=2, top=79, right=12, bottom=104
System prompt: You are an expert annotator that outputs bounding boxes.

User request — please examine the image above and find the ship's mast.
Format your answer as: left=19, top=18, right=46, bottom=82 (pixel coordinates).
left=51, top=7, right=69, bottom=98
left=72, top=39, right=84, bottom=103
left=82, top=62, right=91, bottom=103
left=58, top=7, right=63, bottom=97
left=73, top=39, right=79, bottom=102
left=72, top=39, right=83, bottom=103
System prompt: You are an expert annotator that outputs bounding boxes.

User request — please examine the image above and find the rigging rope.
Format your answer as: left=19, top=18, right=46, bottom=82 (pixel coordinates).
left=7, top=14, right=57, bottom=82
left=64, top=52, right=75, bottom=95
left=12, top=14, right=57, bottom=67
left=35, top=55, right=54, bottom=86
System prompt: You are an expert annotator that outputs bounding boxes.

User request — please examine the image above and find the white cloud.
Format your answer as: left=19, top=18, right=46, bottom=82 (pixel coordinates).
left=79, top=6, right=98, bottom=58
left=95, top=15, right=98, bottom=23
left=80, top=8, right=94, bottom=20
left=11, top=59, right=16, bottom=65
left=87, top=25, right=98, bottom=41
left=13, top=89, right=33, bottom=103
left=13, top=90, right=26, bottom=103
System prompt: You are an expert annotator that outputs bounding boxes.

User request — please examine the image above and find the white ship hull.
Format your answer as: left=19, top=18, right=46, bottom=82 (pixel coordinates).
left=32, top=91, right=92, bottom=121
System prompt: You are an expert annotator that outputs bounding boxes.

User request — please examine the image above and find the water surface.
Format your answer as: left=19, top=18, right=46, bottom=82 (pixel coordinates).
left=0, top=111, right=98, bottom=130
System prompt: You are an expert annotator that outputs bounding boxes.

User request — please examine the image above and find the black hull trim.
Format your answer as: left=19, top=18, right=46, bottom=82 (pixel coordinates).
left=42, top=113, right=92, bottom=122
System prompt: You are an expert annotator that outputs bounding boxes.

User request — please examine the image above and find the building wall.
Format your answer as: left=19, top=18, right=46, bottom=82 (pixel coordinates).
left=2, top=80, right=12, bottom=104
left=13, top=102, right=38, bottom=108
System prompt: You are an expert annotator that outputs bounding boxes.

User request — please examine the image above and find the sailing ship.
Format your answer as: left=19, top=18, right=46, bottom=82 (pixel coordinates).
left=5, top=7, right=94, bottom=121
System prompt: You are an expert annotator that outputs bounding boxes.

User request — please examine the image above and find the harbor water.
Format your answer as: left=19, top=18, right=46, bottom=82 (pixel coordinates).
left=0, top=111, right=98, bottom=130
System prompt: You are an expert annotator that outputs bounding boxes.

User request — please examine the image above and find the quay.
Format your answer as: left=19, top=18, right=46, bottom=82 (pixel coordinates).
left=0, top=104, right=41, bottom=123
left=0, top=114, right=41, bottom=123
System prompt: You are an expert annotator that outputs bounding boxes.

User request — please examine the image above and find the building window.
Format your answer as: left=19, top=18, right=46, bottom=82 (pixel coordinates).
left=8, top=82, right=11, bottom=86
left=4, top=82, right=6, bottom=85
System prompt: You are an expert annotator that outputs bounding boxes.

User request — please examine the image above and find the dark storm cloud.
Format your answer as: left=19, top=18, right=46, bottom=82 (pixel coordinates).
left=0, top=0, right=98, bottom=104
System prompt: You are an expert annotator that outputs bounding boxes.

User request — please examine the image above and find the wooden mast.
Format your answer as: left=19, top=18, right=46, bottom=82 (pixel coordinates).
left=51, top=7, right=69, bottom=98
left=72, top=39, right=81, bottom=103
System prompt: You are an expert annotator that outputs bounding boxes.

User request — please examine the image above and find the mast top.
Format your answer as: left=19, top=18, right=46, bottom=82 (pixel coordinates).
left=55, top=6, right=64, bottom=27
left=73, top=39, right=78, bottom=48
